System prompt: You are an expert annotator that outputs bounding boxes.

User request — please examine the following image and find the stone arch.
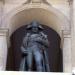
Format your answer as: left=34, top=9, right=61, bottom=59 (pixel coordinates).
left=2, top=3, right=69, bottom=37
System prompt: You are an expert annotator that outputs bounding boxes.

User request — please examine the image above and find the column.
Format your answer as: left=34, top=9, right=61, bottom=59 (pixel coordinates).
left=0, top=1, right=3, bottom=27
left=63, top=34, right=72, bottom=72
left=72, top=0, right=75, bottom=72
left=0, top=29, right=8, bottom=70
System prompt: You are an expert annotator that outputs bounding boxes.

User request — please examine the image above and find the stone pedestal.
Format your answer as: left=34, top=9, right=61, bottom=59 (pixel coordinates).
left=0, top=29, right=8, bottom=70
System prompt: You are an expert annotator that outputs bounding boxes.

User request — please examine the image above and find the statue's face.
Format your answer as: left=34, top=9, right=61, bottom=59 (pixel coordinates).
left=30, top=21, right=39, bottom=33
left=32, top=26, right=38, bottom=33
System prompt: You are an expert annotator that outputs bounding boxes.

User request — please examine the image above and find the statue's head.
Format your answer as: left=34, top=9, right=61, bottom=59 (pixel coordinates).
left=27, top=21, right=43, bottom=33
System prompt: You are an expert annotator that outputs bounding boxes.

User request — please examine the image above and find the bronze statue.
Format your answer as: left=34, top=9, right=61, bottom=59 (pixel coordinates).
left=19, top=21, right=50, bottom=72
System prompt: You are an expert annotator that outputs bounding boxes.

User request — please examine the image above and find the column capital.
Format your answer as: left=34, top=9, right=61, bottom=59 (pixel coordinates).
left=62, top=30, right=71, bottom=38
left=0, top=29, right=9, bottom=36
left=68, top=0, right=73, bottom=5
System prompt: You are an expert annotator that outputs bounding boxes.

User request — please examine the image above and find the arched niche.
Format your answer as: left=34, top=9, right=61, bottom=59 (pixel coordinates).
left=6, top=24, right=63, bottom=72
left=2, top=3, right=71, bottom=72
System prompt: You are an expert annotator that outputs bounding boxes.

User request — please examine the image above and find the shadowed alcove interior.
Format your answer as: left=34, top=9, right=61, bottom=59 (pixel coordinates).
left=5, top=7, right=69, bottom=72
left=6, top=24, right=63, bottom=72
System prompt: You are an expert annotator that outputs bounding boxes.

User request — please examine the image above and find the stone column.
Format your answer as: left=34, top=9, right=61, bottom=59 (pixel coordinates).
left=72, top=0, right=75, bottom=72
left=63, top=34, right=72, bottom=72
left=0, top=1, right=3, bottom=26
left=61, top=0, right=72, bottom=72
left=0, top=29, right=8, bottom=70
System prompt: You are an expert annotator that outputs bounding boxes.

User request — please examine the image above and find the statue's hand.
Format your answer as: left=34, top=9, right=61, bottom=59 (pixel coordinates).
left=21, top=46, right=28, bottom=57
left=40, top=32, right=48, bottom=39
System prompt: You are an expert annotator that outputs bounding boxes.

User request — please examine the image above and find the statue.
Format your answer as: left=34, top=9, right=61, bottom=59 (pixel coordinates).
left=19, top=21, right=50, bottom=72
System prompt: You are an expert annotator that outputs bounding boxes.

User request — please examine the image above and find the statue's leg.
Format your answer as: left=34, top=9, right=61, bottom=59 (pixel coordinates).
left=27, top=52, right=32, bottom=71
left=19, top=57, right=26, bottom=71
left=44, top=50, right=50, bottom=72
left=34, top=50, right=43, bottom=71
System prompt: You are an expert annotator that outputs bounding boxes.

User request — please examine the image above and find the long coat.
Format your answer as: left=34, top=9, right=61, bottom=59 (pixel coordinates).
left=19, top=32, right=50, bottom=71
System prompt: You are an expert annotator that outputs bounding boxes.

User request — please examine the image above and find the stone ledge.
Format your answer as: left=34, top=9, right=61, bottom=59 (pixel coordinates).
left=0, top=71, right=72, bottom=75
left=72, top=67, right=75, bottom=74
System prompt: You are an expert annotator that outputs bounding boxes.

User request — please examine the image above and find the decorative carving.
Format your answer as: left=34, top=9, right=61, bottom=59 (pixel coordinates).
left=23, top=0, right=51, bottom=5
left=67, top=0, right=73, bottom=5
left=0, top=29, right=8, bottom=36
left=23, top=0, right=31, bottom=4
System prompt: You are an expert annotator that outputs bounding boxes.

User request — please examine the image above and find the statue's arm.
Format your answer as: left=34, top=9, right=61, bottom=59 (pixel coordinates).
left=21, top=33, right=30, bottom=55
left=40, top=37, right=49, bottom=47
left=21, top=46, right=28, bottom=54
left=36, top=32, right=49, bottom=47
left=40, top=32, right=49, bottom=46
left=22, top=33, right=30, bottom=48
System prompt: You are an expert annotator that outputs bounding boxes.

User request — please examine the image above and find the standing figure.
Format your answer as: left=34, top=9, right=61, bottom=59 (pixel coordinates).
left=19, top=21, right=50, bottom=72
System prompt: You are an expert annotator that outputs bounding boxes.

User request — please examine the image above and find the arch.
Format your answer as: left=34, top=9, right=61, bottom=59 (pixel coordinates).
left=3, top=3, right=69, bottom=37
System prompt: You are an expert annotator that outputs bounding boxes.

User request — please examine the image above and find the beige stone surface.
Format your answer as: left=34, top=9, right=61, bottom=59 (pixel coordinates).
left=0, top=1, right=3, bottom=27
left=72, top=0, right=75, bottom=68
left=4, top=0, right=70, bottom=18
left=0, top=71, right=72, bottom=75
left=0, top=29, right=8, bottom=70
left=63, top=37, right=72, bottom=72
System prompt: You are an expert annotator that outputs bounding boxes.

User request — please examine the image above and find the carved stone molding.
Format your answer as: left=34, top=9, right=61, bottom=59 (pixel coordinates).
left=23, top=0, right=51, bottom=5
left=63, top=30, right=71, bottom=36
left=0, top=29, right=9, bottom=37
left=68, top=0, right=73, bottom=5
